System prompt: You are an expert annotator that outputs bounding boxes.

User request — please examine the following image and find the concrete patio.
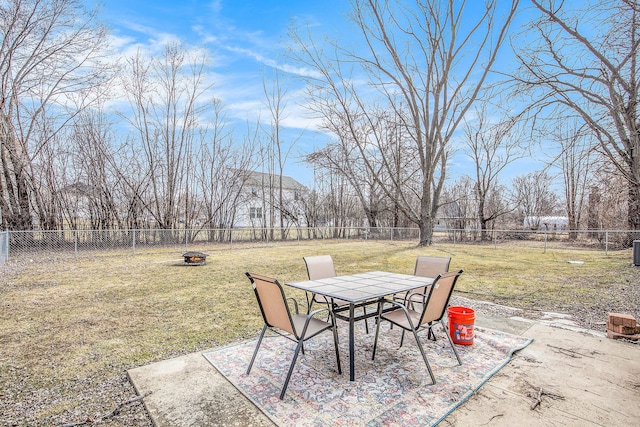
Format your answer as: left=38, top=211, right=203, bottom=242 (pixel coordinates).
left=128, top=305, right=640, bottom=426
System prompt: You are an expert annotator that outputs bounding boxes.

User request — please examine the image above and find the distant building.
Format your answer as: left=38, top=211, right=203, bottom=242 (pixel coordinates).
left=523, top=216, right=568, bottom=230
left=234, top=170, right=308, bottom=228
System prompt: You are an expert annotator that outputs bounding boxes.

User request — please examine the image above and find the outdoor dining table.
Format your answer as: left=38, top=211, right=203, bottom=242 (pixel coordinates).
left=286, top=271, right=435, bottom=381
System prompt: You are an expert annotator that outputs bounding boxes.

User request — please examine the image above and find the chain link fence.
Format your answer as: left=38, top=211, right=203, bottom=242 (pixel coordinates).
left=439, top=228, right=640, bottom=253
left=2, top=227, right=639, bottom=263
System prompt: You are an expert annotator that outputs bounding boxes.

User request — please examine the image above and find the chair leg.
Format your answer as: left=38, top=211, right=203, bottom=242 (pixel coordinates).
left=280, top=338, right=305, bottom=400
left=331, top=318, right=342, bottom=374
left=411, top=327, right=436, bottom=385
left=428, top=326, right=436, bottom=341
left=440, top=319, right=462, bottom=365
left=371, top=301, right=384, bottom=360
left=247, top=325, right=268, bottom=374
left=399, top=329, right=406, bottom=348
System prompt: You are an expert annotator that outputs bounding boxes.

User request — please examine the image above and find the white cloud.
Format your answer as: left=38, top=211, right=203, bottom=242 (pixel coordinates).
left=99, top=0, right=334, bottom=159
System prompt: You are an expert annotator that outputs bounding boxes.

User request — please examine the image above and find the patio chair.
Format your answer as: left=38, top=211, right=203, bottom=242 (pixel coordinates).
left=245, top=272, right=342, bottom=400
left=303, top=255, right=369, bottom=333
left=414, top=255, right=451, bottom=278
left=372, top=270, right=464, bottom=385
left=394, top=255, right=452, bottom=305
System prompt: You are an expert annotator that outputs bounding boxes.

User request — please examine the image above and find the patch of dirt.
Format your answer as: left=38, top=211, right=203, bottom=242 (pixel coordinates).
left=0, top=372, right=152, bottom=427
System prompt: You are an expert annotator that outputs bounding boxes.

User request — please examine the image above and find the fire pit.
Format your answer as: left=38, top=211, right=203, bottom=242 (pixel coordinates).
left=182, top=251, right=208, bottom=266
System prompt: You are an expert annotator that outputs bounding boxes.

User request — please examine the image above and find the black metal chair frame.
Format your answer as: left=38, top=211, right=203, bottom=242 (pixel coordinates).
left=246, top=272, right=342, bottom=400
left=372, top=270, right=464, bottom=385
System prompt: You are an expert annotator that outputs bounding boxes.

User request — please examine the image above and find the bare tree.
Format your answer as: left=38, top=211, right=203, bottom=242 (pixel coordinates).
left=66, top=106, right=122, bottom=230
left=463, top=105, right=525, bottom=240
left=440, top=176, right=477, bottom=241
left=300, top=162, right=360, bottom=238
left=120, top=42, right=212, bottom=231
left=302, top=164, right=362, bottom=237
left=589, top=162, right=629, bottom=231
left=550, top=117, right=595, bottom=238
left=0, top=0, right=110, bottom=230
left=514, top=0, right=640, bottom=232
left=290, top=0, right=519, bottom=245
left=260, top=69, right=301, bottom=239
left=194, top=99, right=257, bottom=240
left=310, top=145, right=387, bottom=229
left=305, top=108, right=394, bottom=230
left=112, top=138, right=153, bottom=229
left=299, top=187, right=323, bottom=237
left=512, top=170, right=559, bottom=229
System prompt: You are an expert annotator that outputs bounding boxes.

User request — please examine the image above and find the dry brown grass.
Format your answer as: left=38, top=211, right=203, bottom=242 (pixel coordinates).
left=0, top=239, right=638, bottom=425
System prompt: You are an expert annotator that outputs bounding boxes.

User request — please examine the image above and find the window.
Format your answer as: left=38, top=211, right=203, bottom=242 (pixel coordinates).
left=251, top=187, right=258, bottom=196
left=250, top=207, right=262, bottom=219
left=294, top=190, right=301, bottom=201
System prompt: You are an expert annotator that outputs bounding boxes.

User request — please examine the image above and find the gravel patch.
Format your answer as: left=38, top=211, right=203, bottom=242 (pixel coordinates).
left=451, top=285, right=640, bottom=334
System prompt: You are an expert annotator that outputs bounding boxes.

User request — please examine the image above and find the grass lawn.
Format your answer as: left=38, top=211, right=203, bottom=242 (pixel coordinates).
left=0, top=239, right=638, bottom=425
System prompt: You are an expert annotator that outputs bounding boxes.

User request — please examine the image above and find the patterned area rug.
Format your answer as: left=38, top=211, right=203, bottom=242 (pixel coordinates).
left=203, top=321, right=532, bottom=426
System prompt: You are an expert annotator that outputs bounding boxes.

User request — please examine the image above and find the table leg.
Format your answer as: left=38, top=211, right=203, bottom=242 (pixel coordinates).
left=349, top=303, right=355, bottom=381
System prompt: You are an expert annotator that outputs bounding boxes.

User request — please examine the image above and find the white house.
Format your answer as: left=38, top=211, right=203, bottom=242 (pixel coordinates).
left=234, top=170, right=308, bottom=228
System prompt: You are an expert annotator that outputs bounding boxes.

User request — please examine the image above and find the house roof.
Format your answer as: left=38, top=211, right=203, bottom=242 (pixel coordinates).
left=60, top=182, right=94, bottom=196
left=243, top=170, right=307, bottom=191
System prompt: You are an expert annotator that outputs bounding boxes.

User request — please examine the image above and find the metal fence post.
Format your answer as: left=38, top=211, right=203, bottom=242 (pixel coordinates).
left=0, top=230, right=8, bottom=265
left=74, top=230, right=78, bottom=258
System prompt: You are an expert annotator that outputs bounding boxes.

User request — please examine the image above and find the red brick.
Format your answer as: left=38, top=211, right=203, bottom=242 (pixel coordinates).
left=606, top=320, right=639, bottom=335
left=607, top=330, right=640, bottom=341
left=608, top=313, right=637, bottom=327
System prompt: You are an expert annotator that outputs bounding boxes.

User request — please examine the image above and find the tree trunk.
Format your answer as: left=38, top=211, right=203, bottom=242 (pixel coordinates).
left=0, top=157, right=33, bottom=230
left=567, top=210, right=578, bottom=240
left=418, top=207, right=434, bottom=246
left=628, top=180, right=640, bottom=231
left=478, top=193, right=489, bottom=241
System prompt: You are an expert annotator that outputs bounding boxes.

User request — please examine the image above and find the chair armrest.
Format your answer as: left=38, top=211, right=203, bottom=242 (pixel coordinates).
left=307, top=306, right=331, bottom=318
left=286, top=297, right=300, bottom=314
left=377, top=297, right=419, bottom=329
left=378, top=297, right=406, bottom=310
left=405, top=291, right=429, bottom=305
left=297, top=306, right=333, bottom=339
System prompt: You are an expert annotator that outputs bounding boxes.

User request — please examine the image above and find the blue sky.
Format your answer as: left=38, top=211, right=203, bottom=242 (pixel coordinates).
left=90, top=0, right=544, bottom=187
left=91, top=0, right=357, bottom=185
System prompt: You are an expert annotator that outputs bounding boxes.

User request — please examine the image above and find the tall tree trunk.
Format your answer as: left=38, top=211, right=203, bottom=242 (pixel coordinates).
left=629, top=181, right=640, bottom=231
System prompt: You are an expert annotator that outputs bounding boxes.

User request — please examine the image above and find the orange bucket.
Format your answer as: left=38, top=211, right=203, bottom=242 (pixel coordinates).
left=448, top=306, right=475, bottom=345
